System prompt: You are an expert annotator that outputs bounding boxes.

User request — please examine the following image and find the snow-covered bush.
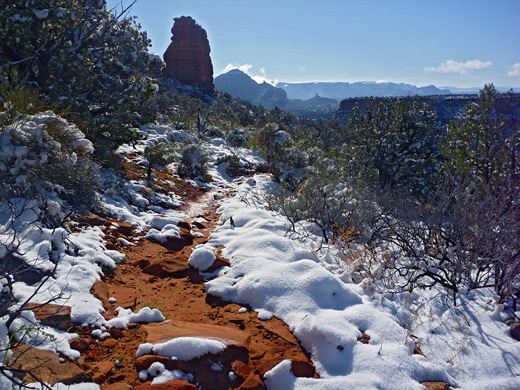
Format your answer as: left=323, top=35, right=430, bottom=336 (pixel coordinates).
left=0, top=111, right=98, bottom=210
left=226, top=128, right=250, bottom=147
left=177, top=144, right=209, bottom=180
left=144, top=141, right=178, bottom=182
left=0, top=1, right=162, bottom=150
left=205, top=126, right=225, bottom=139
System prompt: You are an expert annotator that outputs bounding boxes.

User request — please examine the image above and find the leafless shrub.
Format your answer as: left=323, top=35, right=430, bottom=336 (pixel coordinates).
left=372, top=179, right=520, bottom=305
left=0, top=194, right=69, bottom=389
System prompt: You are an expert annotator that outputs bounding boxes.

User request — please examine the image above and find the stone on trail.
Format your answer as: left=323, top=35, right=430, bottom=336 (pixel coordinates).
left=26, top=303, right=71, bottom=331
left=10, top=346, right=85, bottom=385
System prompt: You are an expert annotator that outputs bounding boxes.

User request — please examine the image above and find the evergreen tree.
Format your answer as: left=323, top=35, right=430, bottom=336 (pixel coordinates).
left=440, top=84, right=512, bottom=191
left=0, top=0, right=163, bottom=149
left=348, top=96, right=440, bottom=197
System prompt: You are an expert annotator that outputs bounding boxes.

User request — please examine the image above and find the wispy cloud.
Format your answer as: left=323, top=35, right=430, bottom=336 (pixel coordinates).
left=221, top=63, right=252, bottom=74
left=507, top=62, right=520, bottom=77
left=425, top=59, right=492, bottom=74
left=219, top=63, right=277, bottom=85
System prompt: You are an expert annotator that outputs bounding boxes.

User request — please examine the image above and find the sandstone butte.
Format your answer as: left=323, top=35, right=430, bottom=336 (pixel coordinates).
left=163, top=16, right=214, bottom=89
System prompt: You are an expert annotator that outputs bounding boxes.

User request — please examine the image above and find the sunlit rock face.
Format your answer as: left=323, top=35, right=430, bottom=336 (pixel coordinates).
left=163, top=16, right=214, bottom=89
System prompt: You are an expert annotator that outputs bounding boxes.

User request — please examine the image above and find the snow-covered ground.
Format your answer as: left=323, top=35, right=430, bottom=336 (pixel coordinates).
left=1, top=122, right=519, bottom=389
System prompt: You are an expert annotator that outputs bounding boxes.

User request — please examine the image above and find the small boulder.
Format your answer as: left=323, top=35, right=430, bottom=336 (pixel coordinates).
left=290, top=359, right=315, bottom=378
left=99, top=338, right=118, bottom=349
left=26, top=303, right=71, bottom=331
left=92, top=361, right=115, bottom=384
left=108, top=327, right=124, bottom=339
left=91, top=280, right=110, bottom=308
left=158, top=228, right=194, bottom=252
left=206, top=257, right=231, bottom=273
left=192, top=221, right=205, bottom=229
left=135, top=355, right=184, bottom=372
left=69, top=338, right=91, bottom=353
left=79, top=213, right=106, bottom=226
left=357, top=331, right=371, bottom=344
left=116, top=221, right=134, bottom=236
left=231, top=360, right=251, bottom=380
left=178, top=220, right=192, bottom=230
left=10, top=346, right=85, bottom=385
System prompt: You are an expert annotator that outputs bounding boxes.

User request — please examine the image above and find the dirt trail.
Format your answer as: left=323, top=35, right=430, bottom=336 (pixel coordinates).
left=79, top=178, right=316, bottom=389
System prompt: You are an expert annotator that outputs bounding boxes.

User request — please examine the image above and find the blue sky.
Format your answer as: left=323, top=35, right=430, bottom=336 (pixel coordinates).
left=107, top=0, right=520, bottom=88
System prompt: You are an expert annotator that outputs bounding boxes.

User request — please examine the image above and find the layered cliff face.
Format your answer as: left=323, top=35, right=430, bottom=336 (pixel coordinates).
left=163, top=16, right=214, bottom=88
left=338, top=94, right=520, bottom=125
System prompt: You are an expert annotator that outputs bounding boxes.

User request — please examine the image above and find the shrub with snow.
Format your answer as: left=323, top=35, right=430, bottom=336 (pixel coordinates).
left=0, top=111, right=98, bottom=210
left=205, top=126, right=225, bottom=139
left=227, top=128, right=250, bottom=147
left=0, top=1, right=162, bottom=149
left=177, top=144, right=209, bottom=180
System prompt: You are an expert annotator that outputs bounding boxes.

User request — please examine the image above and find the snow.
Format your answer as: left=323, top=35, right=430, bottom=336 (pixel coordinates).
left=144, top=224, right=180, bottom=243
left=33, top=9, right=49, bottom=19
left=91, top=329, right=110, bottom=340
left=105, top=307, right=165, bottom=330
left=203, top=174, right=520, bottom=389
left=7, top=223, right=117, bottom=329
left=9, top=310, right=80, bottom=360
left=376, top=288, right=520, bottom=388
left=2, top=116, right=519, bottom=389
left=188, top=246, right=216, bottom=271
left=140, top=362, right=194, bottom=385
left=136, top=336, right=226, bottom=361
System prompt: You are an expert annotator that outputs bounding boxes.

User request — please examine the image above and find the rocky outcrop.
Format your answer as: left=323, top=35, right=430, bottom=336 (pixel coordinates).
left=163, top=16, right=213, bottom=89
left=338, top=93, right=520, bottom=125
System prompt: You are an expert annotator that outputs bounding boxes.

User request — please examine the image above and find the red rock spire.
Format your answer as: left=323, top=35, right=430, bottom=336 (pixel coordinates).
left=163, top=16, right=214, bottom=89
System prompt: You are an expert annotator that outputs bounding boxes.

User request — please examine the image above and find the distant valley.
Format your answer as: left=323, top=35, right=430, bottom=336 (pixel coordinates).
left=278, top=81, right=449, bottom=100
left=215, top=69, right=450, bottom=118
left=215, top=69, right=519, bottom=120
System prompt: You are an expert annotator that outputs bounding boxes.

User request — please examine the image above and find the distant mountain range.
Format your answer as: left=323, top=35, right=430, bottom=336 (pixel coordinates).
left=277, top=81, right=449, bottom=100
left=215, top=69, right=338, bottom=117
left=214, top=70, right=519, bottom=118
